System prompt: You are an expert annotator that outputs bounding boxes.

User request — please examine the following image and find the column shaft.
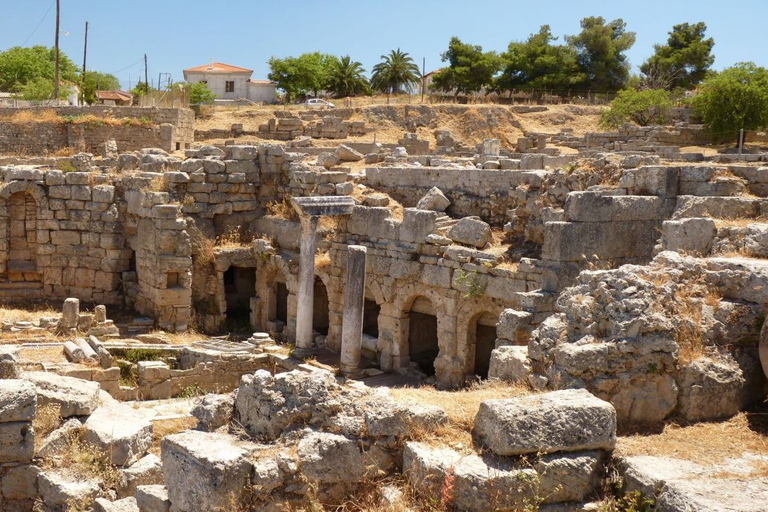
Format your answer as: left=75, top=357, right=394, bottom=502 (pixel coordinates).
left=340, top=245, right=367, bottom=375
left=294, top=215, right=318, bottom=356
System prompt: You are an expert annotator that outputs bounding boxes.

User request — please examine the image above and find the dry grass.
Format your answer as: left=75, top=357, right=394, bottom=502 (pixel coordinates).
left=149, top=416, right=197, bottom=455
left=215, top=225, right=254, bottom=248
left=152, top=329, right=207, bottom=345
left=714, top=216, right=768, bottom=229
left=0, top=304, right=59, bottom=323
left=41, top=428, right=122, bottom=491
left=266, top=199, right=298, bottom=221
left=617, top=413, right=768, bottom=468
left=33, top=403, right=62, bottom=450
left=315, top=251, right=331, bottom=270
left=390, top=380, right=531, bottom=452
left=0, top=109, right=61, bottom=123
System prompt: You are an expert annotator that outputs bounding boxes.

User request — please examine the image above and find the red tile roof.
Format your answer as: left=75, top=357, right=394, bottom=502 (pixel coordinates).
left=184, top=62, right=253, bottom=74
left=96, top=90, right=133, bottom=101
left=248, top=79, right=276, bottom=85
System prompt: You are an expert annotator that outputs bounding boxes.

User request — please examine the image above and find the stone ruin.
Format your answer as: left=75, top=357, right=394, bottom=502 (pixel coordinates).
left=1, top=104, right=768, bottom=510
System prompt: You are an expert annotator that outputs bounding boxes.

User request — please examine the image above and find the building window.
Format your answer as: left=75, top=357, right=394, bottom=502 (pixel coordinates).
left=200, top=80, right=207, bottom=85
left=225, top=81, right=235, bottom=93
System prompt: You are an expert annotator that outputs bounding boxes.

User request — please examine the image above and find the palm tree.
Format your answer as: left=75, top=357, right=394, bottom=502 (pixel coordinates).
left=325, top=55, right=370, bottom=98
left=371, top=49, right=421, bottom=95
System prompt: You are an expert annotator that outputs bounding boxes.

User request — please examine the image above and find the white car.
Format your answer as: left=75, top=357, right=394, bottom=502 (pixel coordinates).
left=304, top=98, right=335, bottom=109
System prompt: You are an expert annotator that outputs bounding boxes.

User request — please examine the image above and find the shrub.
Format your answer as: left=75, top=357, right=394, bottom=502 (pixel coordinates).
left=600, top=88, right=674, bottom=128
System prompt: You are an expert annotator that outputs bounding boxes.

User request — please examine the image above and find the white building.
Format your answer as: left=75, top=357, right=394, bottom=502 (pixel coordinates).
left=182, top=61, right=277, bottom=104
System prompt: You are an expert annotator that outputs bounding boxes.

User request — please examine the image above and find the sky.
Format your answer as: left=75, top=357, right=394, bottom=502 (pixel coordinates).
left=1, top=0, right=767, bottom=91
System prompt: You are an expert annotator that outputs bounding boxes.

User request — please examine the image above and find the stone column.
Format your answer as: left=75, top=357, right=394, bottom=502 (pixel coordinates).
left=293, top=215, right=319, bottom=357
left=61, top=298, right=80, bottom=330
left=340, top=246, right=367, bottom=376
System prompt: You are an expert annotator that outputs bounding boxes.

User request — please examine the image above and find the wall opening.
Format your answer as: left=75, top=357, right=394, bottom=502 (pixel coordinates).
left=275, top=281, right=288, bottom=323
left=363, top=299, right=380, bottom=338
left=313, top=278, right=329, bottom=336
left=224, top=266, right=256, bottom=331
left=472, top=312, right=498, bottom=379
left=408, top=296, right=439, bottom=376
left=7, top=192, right=38, bottom=280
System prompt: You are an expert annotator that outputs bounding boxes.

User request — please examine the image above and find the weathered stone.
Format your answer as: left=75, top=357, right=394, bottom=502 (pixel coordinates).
left=0, top=463, right=41, bottom=500
left=135, top=485, right=170, bottom=512
left=415, top=187, right=450, bottom=212
left=116, top=453, right=163, bottom=498
left=676, top=358, right=744, bottom=421
left=0, top=346, right=20, bottom=379
left=661, top=218, right=717, bottom=255
left=83, top=402, right=153, bottom=467
left=93, top=497, right=140, bottom=512
left=37, top=469, right=101, bottom=510
left=191, top=393, right=234, bottom=432
left=161, top=431, right=255, bottom=512
left=317, top=152, right=339, bottom=169
left=473, top=389, right=616, bottom=455
left=37, top=418, right=83, bottom=459
left=447, top=217, right=492, bottom=248
left=536, top=451, right=603, bottom=504
left=0, top=379, right=36, bottom=422
left=336, top=144, right=364, bottom=162
left=0, top=422, right=34, bottom=463
left=488, top=346, right=531, bottom=382
left=298, top=431, right=364, bottom=483
left=23, top=372, right=100, bottom=418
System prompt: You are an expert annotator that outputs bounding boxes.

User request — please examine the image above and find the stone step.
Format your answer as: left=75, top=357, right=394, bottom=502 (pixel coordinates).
left=0, top=281, right=43, bottom=290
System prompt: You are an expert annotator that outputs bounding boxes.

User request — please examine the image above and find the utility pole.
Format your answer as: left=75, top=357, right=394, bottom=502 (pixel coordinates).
left=54, top=0, right=61, bottom=101
left=421, top=57, right=426, bottom=104
left=81, top=21, right=88, bottom=105
left=144, top=54, right=148, bottom=93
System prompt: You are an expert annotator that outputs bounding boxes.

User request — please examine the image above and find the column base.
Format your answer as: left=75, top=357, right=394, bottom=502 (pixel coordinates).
left=291, top=346, right=315, bottom=360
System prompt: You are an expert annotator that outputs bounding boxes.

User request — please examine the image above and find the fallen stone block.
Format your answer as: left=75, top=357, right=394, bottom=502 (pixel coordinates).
left=298, top=431, right=364, bottom=483
left=83, top=402, right=153, bottom=467
left=0, top=422, right=35, bottom=463
left=135, top=485, right=170, bottom=512
left=161, top=431, right=255, bottom=512
left=37, top=418, right=82, bottom=460
left=0, top=463, right=41, bottom=500
left=116, top=453, right=163, bottom=498
left=336, top=144, right=364, bottom=162
left=38, top=469, right=101, bottom=510
left=0, top=346, right=20, bottom=378
left=488, top=346, right=531, bottom=383
left=473, top=389, right=616, bottom=455
left=191, top=393, right=234, bottom=432
left=448, top=217, right=492, bottom=248
left=416, top=186, right=450, bottom=212
left=93, top=497, right=140, bottom=512
left=24, top=371, right=100, bottom=418
left=0, top=379, right=36, bottom=423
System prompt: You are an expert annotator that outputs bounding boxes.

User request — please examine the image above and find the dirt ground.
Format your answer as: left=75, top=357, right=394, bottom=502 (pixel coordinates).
left=194, top=98, right=603, bottom=149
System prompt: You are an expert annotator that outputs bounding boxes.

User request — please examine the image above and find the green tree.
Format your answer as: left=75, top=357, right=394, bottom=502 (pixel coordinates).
left=81, top=71, right=120, bottom=104
left=692, top=62, right=768, bottom=143
left=19, top=77, right=72, bottom=101
left=566, top=17, right=636, bottom=92
left=640, top=22, right=715, bottom=90
left=496, top=25, right=584, bottom=94
left=325, top=55, right=370, bottom=97
left=370, top=48, right=421, bottom=94
left=600, top=88, right=674, bottom=128
left=267, top=52, right=335, bottom=101
left=0, top=45, right=78, bottom=93
left=431, top=37, right=502, bottom=96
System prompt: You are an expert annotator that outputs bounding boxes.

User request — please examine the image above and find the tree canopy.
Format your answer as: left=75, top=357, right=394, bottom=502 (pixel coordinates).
left=81, top=71, right=120, bottom=104
left=600, top=88, right=674, bottom=128
left=431, top=37, right=502, bottom=96
left=371, top=49, right=421, bottom=94
left=640, top=22, right=714, bottom=90
left=566, top=17, right=636, bottom=92
left=0, top=46, right=79, bottom=93
left=326, top=56, right=370, bottom=98
left=267, top=52, right=336, bottom=101
left=692, top=62, right=768, bottom=142
left=496, top=25, right=584, bottom=93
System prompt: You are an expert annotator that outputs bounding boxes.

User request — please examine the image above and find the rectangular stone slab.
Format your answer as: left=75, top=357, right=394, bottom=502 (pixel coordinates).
left=473, top=388, right=616, bottom=456
left=0, top=379, right=36, bottom=423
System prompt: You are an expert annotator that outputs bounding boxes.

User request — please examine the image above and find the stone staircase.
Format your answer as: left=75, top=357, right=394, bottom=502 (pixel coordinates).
left=435, top=214, right=459, bottom=236
left=0, top=280, right=43, bottom=300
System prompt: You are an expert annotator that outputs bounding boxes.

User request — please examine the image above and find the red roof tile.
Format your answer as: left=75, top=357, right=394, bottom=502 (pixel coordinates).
left=184, top=62, right=253, bottom=74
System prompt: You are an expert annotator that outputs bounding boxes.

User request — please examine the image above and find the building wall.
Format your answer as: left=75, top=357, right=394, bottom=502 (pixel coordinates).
left=185, top=72, right=250, bottom=100
left=248, top=83, right=277, bottom=104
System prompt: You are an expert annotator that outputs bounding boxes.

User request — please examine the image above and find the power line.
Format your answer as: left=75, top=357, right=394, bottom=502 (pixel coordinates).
left=107, top=56, right=146, bottom=75
left=21, top=0, right=56, bottom=46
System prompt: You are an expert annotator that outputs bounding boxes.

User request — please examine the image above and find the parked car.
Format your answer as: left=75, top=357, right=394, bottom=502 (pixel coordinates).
left=304, top=98, right=335, bottom=109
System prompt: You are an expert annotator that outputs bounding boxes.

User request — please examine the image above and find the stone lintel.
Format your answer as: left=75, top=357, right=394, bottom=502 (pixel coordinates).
left=291, top=196, right=355, bottom=217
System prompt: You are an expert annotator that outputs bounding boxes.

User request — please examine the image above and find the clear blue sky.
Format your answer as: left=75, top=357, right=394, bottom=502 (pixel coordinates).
left=2, top=0, right=767, bottom=91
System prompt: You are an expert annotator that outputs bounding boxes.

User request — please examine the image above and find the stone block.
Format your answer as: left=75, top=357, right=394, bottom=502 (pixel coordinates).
left=415, top=186, right=450, bottom=212
left=1, top=463, right=41, bottom=500
left=191, top=394, right=234, bottom=432
left=661, top=218, right=717, bottom=255
left=297, top=431, right=363, bottom=483
left=0, top=422, right=34, bottom=463
left=161, top=431, right=255, bottom=512
left=447, top=217, right=492, bottom=248
left=564, top=192, right=664, bottom=222
left=0, top=379, right=36, bottom=422
left=336, top=144, right=364, bottom=162
left=473, top=389, right=616, bottom=455
left=93, top=497, right=140, bottom=512
left=542, top=220, right=660, bottom=262
left=38, top=469, right=101, bottom=510
left=23, top=371, right=100, bottom=418
left=488, top=346, right=531, bottom=382
left=83, top=402, right=153, bottom=466
left=116, top=453, right=163, bottom=498
left=136, top=485, right=170, bottom=512
left=0, top=346, right=20, bottom=379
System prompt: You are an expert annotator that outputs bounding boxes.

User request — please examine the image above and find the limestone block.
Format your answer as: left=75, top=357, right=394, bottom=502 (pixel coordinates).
left=93, top=497, right=140, bottom=512
left=23, top=371, right=100, bottom=418
left=317, top=152, right=339, bottom=169
left=364, top=399, right=448, bottom=438
left=135, top=485, right=170, bottom=512
left=61, top=298, right=80, bottom=328
left=335, top=182, right=354, bottom=195
left=93, top=185, right=116, bottom=203
left=0, top=379, right=36, bottom=422
left=117, top=453, right=163, bottom=499
left=297, top=431, right=364, bottom=483
left=415, top=186, right=450, bottom=212
left=542, top=220, right=660, bottom=262
left=564, top=192, right=664, bottom=222
left=0, top=346, right=20, bottom=379
left=1, top=463, right=41, bottom=500
left=191, top=394, right=234, bottom=432
left=38, top=469, right=101, bottom=510
left=536, top=451, right=603, bottom=504
left=661, top=218, right=716, bottom=255
left=488, top=346, right=531, bottom=382
left=83, top=402, right=153, bottom=466
left=336, top=144, right=364, bottom=162
left=400, top=208, right=437, bottom=243
left=447, top=217, right=492, bottom=248
left=37, top=418, right=83, bottom=459
left=0, top=422, right=34, bottom=463
left=604, top=373, right=679, bottom=424
left=496, top=309, right=533, bottom=343
left=473, top=389, right=616, bottom=455
left=161, top=431, right=255, bottom=512
left=676, top=358, right=744, bottom=422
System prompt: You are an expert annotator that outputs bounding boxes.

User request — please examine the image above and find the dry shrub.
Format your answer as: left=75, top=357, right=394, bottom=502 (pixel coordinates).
left=673, top=279, right=721, bottom=363
left=53, top=147, right=76, bottom=157
left=215, top=225, right=254, bottom=248
left=266, top=199, right=298, bottom=221
left=714, top=216, right=768, bottom=229
left=42, top=428, right=122, bottom=491
left=315, top=251, right=331, bottom=269
left=0, top=109, right=61, bottom=123
left=193, top=238, right=216, bottom=268
left=33, top=403, right=61, bottom=450
left=0, top=303, right=59, bottom=323
left=149, top=416, right=197, bottom=455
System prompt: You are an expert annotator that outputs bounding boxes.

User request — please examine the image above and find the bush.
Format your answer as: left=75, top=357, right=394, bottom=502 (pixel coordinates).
left=600, top=88, right=674, bottom=128
left=692, top=62, right=768, bottom=143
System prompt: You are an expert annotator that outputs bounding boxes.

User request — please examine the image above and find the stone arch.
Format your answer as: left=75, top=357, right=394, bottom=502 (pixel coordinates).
left=455, top=300, right=504, bottom=380
left=0, top=182, right=48, bottom=279
left=256, top=255, right=296, bottom=335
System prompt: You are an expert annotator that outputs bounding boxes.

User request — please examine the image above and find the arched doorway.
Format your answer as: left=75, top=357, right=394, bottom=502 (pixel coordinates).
left=313, top=278, right=329, bottom=336
left=223, top=266, right=256, bottom=331
left=6, top=192, right=38, bottom=279
left=470, top=312, right=498, bottom=379
left=407, top=296, right=439, bottom=376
